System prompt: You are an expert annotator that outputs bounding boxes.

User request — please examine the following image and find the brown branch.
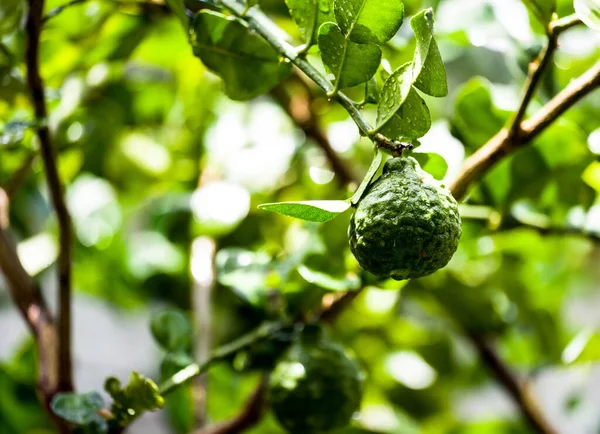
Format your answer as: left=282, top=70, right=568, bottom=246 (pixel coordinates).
left=0, top=226, right=70, bottom=431
left=509, top=15, right=582, bottom=136
left=450, top=59, right=600, bottom=199
left=466, top=330, right=557, bottom=434
left=3, top=153, right=37, bottom=200
left=194, top=378, right=268, bottom=434
left=522, top=60, right=600, bottom=139
left=271, top=77, right=360, bottom=186
left=192, top=236, right=217, bottom=429
left=318, top=290, right=362, bottom=323
left=443, top=34, right=600, bottom=431
left=25, top=0, right=74, bottom=393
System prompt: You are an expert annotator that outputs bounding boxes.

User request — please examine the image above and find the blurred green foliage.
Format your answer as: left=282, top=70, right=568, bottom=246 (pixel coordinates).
left=1, top=0, right=600, bottom=433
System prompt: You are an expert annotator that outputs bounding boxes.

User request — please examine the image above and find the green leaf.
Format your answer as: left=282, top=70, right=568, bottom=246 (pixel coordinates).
left=165, top=0, right=189, bottom=32
left=285, top=0, right=334, bottom=46
left=297, top=264, right=361, bottom=291
left=378, top=86, right=431, bottom=142
left=150, top=309, right=192, bottom=352
left=51, top=392, right=104, bottom=425
left=334, top=0, right=404, bottom=43
left=318, top=22, right=381, bottom=90
left=375, top=62, right=413, bottom=128
left=160, top=352, right=196, bottom=380
left=562, top=329, right=600, bottom=364
left=351, top=150, right=383, bottom=205
left=215, top=248, right=274, bottom=307
left=522, top=0, right=556, bottom=25
left=452, top=77, right=510, bottom=150
left=411, top=152, right=448, bottom=180
left=191, top=10, right=291, bottom=101
left=574, top=0, right=600, bottom=31
left=410, top=8, right=447, bottom=97
left=258, top=200, right=351, bottom=222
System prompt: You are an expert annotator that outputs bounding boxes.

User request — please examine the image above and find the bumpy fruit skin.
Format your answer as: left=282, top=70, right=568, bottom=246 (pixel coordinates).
left=349, top=157, right=461, bottom=280
left=268, top=329, right=363, bottom=433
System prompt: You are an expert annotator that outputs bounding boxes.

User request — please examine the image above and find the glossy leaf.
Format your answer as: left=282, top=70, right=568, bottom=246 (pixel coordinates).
left=562, top=329, right=600, bottom=364
left=258, top=200, right=351, bottom=222
left=375, top=62, right=413, bottom=128
left=215, top=248, right=274, bottom=307
left=452, top=77, right=510, bottom=150
left=161, top=352, right=196, bottom=379
left=378, top=87, right=431, bottom=142
left=411, top=152, right=448, bottom=180
left=318, top=22, right=381, bottom=90
left=410, top=8, right=447, bottom=97
left=334, top=0, right=404, bottom=43
left=297, top=264, right=361, bottom=291
left=51, top=392, right=104, bottom=425
left=150, top=309, right=192, bottom=352
left=575, top=0, right=600, bottom=31
left=165, top=0, right=189, bottom=32
left=351, top=150, right=383, bottom=205
left=191, top=10, right=291, bottom=100
left=285, top=0, right=334, bottom=46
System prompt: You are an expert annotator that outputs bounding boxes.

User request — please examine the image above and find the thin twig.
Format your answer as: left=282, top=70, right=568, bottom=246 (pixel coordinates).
left=318, top=290, right=362, bottom=323
left=450, top=59, right=600, bottom=199
left=194, top=377, right=268, bottom=434
left=158, top=322, right=286, bottom=396
left=0, top=226, right=69, bottom=431
left=191, top=236, right=217, bottom=429
left=25, top=0, right=74, bottom=393
left=271, top=79, right=360, bottom=186
left=219, top=0, right=374, bottom=138
left=509, top=15, right=582, bottom=137
left=3, top=153, right=37, bottom=200
left=42, top=0, right=87, bottom=22
left=466, top=330, right=557, bottom=434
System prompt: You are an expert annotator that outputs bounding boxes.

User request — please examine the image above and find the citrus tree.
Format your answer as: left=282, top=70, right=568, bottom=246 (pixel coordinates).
left=1, top=0, right=600, bottom=433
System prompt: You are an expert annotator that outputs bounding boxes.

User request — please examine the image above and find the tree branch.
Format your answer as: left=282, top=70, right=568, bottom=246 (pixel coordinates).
left=450, top=59, right=600, bottom=199
left=522, top=60, right=600, bottom=139
left=3, top=153, right=37, bottom=200
left=194, top=378, right=268, bottom=434
left=509, top=15, right=582, bottom=135
left=0, top=226, right=70, bottom=431
left=219, top=0, right=374, bottom=138
left=466, top=330, right=557, bottom=434
left=26, top=0, right=74, bottom=393
left=158, top=322, right=286, bottom=396
left=271, top=78, right=360, bottom=186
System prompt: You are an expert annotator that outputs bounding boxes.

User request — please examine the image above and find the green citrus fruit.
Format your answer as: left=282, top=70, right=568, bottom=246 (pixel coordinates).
left=349, top=156, right=461, bottom=280
left=0, top=0, right=25, bottom=36
left=268, top=326, right=363, bottom=433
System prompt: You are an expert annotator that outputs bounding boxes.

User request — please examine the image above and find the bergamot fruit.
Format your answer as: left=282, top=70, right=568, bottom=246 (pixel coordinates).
left=349, top=156, right=461, bottom=280
left=268, top=326, right=363, bottom=433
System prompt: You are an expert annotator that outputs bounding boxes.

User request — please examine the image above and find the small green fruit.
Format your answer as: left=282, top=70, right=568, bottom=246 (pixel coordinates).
left=349, top=157, right=461, bottom=280
left=268, top=326, right=363, bottom=433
